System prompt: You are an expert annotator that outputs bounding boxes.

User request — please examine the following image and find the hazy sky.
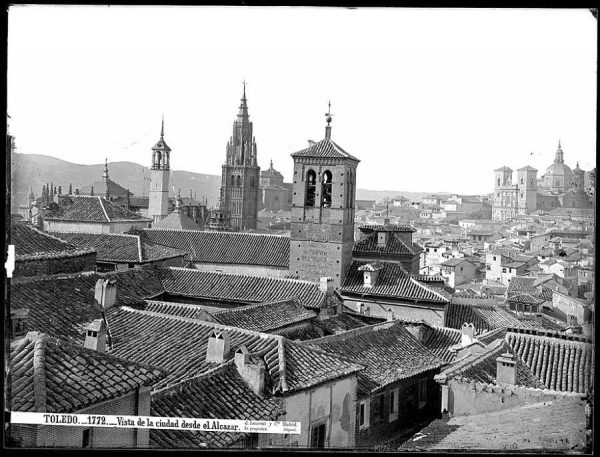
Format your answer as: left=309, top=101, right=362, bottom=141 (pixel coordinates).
left=7, top=6, right=597, bottom=194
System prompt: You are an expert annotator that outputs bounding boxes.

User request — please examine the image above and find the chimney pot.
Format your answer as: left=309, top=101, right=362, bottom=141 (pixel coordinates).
left=386, top=308, right=395, bottom=322
left=377, top=231, right=387, bottom=247
left=94, top=279, right=117, bottom=311
left=496, top=352, right=516, bottom=386
left=234, top=346, right=265, bottom=396
left=319, top=277, right=334, bottom=294
left=364, top=306, right=371, bottom=316
left=84, top=319, right=107, bottom=353
left=206, top=330, right=230, bottom=363
left=461, top=323, right=476, bottom=347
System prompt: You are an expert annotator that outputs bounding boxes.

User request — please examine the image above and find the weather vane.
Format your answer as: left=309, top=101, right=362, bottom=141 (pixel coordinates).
left=325, top=100, right=333, bottom=126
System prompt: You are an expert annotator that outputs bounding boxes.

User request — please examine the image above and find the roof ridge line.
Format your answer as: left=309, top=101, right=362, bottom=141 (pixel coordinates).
left=152, top=361, right=232, bottom=395
left=409, top=277, right=450, bottom=302
left=442, top=338, right=506, bottom=377
left=137, top=235, right=143, bottom=262
left=144, top=227, right=288, bottom=238
left=31, top=332, right=48, bottom=412
left=276, top=337, right=288, bottom=393
left=212, top=297, right=302, bottom=315
left=98, top=196, right=111, bottom=222
left=162, top=266, right=319, bottom=286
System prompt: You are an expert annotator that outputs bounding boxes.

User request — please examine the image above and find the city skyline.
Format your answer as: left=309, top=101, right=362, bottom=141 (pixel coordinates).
left=7, top=6, right=597, bottom=195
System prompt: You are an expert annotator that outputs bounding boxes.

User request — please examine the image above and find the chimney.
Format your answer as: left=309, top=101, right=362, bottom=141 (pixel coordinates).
left=94, top=279, right=117, bottom=311
left=11, top=308, right=29, bottom=339
left=206, top=330, right=230, bottom=363
left=461, top=323, right=476, bottom=347
left=359, top=263, right=382, bottom=288
left=234, top=346, right=265, bottom=396
left=84, top=319, right=107, bottom=353
left=383, top=218, right=390, bottom=225
left=356, top=302, right=365, bottom=314
left=364, top=306, right=371, bottom=316
left=377, top=231, right=387, bottom=247
left=496, top=352, right=516, bottom=386
left=386, top=308, right=395, bottom=322
left=534, top=313, right=544, bottom=326
left=568, top=315, right=578, bottom=327
left=320, top=277, right=334, bottom=295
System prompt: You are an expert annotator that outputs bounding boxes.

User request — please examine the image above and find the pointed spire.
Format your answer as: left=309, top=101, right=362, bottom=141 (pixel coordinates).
left=103, top=158, right=109, bottom=180
left=161, top=114, right=164, bottom=139
left=554, top=139, right=564, bottom=164
left=270, top=159, right=273, bottom=169
left=238, top=80, right=249, bottom=118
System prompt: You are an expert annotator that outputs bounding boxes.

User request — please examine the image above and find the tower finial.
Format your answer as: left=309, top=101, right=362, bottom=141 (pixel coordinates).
left=270, top=158, right=273, bottom=169
left=161, top=115, right=164, bottom=139
left=242, top=79, right=246, bottom=100
left=103, top=158, right=109, bottom=180
left=325, top=100, right=333, bottom=139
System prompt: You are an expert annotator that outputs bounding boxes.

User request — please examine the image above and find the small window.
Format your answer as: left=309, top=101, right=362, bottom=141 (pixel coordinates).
left=310, top=422, right=326, bottom=449
left=359, top=400, right=370, bottom=428
left=502, top=268, right=507, bottom=273
left=321, top=170, right=333, bottom=208
left=82, top=428, right=92, bottom=448
left=305, top=170, right=316, bottom=207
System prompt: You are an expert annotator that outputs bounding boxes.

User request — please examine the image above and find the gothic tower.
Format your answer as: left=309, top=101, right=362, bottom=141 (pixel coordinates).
left=218, top=83, right=260, bottom=231
left=149, top=117, right=171, bottom=224
left=516, top=165, right=537, bottom=214
left=289, top=103, right=359, bottom=288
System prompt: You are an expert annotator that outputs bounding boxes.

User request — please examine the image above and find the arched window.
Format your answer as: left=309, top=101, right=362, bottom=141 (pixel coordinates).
left=236, top=175, right=241, bottom=186
left=520, top=178, right=524, bottom=185
left=497, top=178, right=500, bottom=186
left=305, top=170, right=316, bottom=207
left=231, top=175, right=235, bottom=185
left=321, top=170, right=333, bottom=207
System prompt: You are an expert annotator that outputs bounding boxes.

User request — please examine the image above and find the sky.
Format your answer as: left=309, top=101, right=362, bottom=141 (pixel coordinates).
left=7, top=6, right=597, bottom=195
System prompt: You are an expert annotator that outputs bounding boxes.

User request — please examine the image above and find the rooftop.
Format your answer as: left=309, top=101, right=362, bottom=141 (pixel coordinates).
left=43, top=195, right=151, bottom=223
left=10, top=331, right=165, bottom=413
left=290, top=137, right=360, bottom=161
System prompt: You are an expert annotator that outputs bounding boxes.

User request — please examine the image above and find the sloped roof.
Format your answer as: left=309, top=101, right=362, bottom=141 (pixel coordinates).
left=52, top=232, right=188, bottom=263
left=306, top=321, right=443, bottom=396
left=354, top=231, right=421, bottom=257
left=438, top=338, right=545, bottom=389
left=150, top=363, right=284, bottom=449
left=157, top=267, right=326, bottom=310
left=80, top=178, right=131, bottom=199
left=313, top=312, right=370, bottom=335
left=153, top=211, right=203, bottom=231
left=400, top=396, right=586, bottom=452
left=440, top=257, right=474, bottom=267
left=10, top=268, right=165, bottom=344
left=210, top=299, right=317, bottom=332
left=290, top=138, right=360, bottom=161
left=11, top=222, right=95, bottom=262
left=506, top=330, right=593, bottom=393
left=142, top=229, right=290, bottom=267
left=341, top=261, right=450, bottom=304
left=106, top=306, right=362, bottom=392
left=10, top=332, right=165, bottom=413
left=44, top=196, right=151, bottom=223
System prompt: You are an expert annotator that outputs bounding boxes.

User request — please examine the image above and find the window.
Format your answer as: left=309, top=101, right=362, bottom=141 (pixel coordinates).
left=497, top=179, right=500, bottom=186
left=359, top=400, right=370, bottom=428
left=418, top=379, right=427, bottom=409
left=520, top=178, right=524, bottom=185
left=82, top=428, right=92, bottom=448
left=460, top=266, right=464, bottom=272
left=305, top=170, right=316, bottom=207
left=493, top=256, right=497, bottom=261
left=502, top=268, right=507, bottom=273
left=389, top=388, right=399, bottom=422
left=236, top=175, right=241, bottom=186
left=310, top=422, right=326, bottom=448
left=321, top=170, right=333, bottom=208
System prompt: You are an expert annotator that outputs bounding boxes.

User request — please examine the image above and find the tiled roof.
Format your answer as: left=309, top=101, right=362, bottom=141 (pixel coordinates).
left=341, top=261, right=450, bottom=304
left=157, top=267, right=326, bottom=310
left=10, top=332, right=165, bottom=413
left=359, top=224, right=416, bottom=233
left=440, top=257, right=473, bottom=267
left=141, top=229, right=290, bottom=267
left=211, top=299, right=317, bottom=332
left=290, top=138, right=359, bottom=161
left=80, top=177, right=130, bottom=198
left=142, top=300, right=218, bottom=320
left=150, top=363, right=284, bottom=449
left=44, top=196, right=151, bottom=223
left=10, top=268, right=165, bottom=344
left=506, top=330, right=593, bottom=393
left=313, top=312, right=369, bottom=335
left=153, top=211, right=203, bottom=231
left=51, top=232, right=188, bottom=263
left=106, top=306, right=362, bottom=391
left=400, top=396, right=586, bottom=452
left=353, top=232, right=421, bottom=256
left=421, top=326, right=462, bottom=363
left=306, top=321, right=443, bottom=395
left=11, top=222, right=96, bottom=261
left=439, top=339, right=545, bottom=389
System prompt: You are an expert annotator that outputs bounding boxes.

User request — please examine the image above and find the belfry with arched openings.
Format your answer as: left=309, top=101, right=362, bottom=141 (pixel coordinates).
left=289, top=104, right=360, bottom=287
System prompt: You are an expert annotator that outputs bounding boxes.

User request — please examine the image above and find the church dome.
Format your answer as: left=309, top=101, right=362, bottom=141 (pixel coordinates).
left=543, top=141, right=574, bottom=192
left=545, top=162, right=573, bottom=179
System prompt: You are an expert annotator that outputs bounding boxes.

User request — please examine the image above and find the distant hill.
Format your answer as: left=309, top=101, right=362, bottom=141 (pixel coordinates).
left=11, top=152, right=519, bottom=214
left=10, top=153, right=221, bottom=213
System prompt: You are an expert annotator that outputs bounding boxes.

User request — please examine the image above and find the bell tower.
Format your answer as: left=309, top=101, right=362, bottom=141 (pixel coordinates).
left=218, top=82, right=260, bottom=231
left=149, top=117, right=171, bottom=224
left=289, top=102, right=360, bottom=288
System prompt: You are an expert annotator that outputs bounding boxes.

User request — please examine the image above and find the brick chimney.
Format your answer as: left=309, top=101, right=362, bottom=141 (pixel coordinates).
left=320, top=277, right=334, bottom=295
left=461, top=323, right=476, bottom=347
left=84, top=319, right=107, bottom=353
left=534, top=313, right=544, bottom=326
left=234, top=346, right=265, bottom=396
left=496, top=352, right=516, bottom=386
left=94, top=278, right=117, bottom=311
left=11, top=308, right=29, bottom=339
left=206, top=330, right=230, bottom=363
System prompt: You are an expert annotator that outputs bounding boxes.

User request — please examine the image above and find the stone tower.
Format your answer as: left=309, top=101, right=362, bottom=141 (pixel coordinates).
left=573, top=162, right=585, bottom=190
left=289, top=103, right=360, bottom=288
left=218, top=83, right=260, bottom=231
left=516, top=165, right=537, bottom=214
left=492, top=166, right=517, bottom=221
left=149, top=117, right=171, bottom=224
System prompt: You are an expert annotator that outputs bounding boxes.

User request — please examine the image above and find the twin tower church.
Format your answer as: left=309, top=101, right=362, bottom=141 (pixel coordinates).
left=148, top=84, right=360, bottom=285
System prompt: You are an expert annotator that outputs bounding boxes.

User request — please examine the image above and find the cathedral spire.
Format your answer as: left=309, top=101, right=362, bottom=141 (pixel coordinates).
left=161, top=115, right=165, bottom=139
left=238, top=80, right=249, bottom=119
left=103, top=158, right=109, bottom=180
